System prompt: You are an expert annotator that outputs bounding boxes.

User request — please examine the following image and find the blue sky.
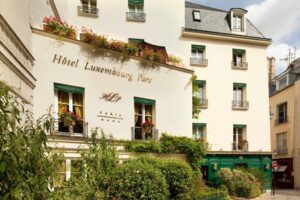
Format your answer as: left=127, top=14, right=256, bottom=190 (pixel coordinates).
left=190, top=0, right=300, bottom=74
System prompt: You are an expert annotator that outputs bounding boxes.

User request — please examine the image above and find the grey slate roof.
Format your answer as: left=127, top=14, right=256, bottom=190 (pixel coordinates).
left=185, top=1, right=270, bottom=40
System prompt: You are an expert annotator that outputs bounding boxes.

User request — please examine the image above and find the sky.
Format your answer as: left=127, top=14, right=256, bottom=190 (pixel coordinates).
left=190, top=0, right=300, bottom=74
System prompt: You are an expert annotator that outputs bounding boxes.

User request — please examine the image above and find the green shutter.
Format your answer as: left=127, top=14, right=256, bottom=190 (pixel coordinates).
left=192, top=44, right=206, bottom=51
left=234, top=124, right=247, bottom=128
left=134, top=97, right=155, bottom=105
left=195, top=80, right=206, bottom=86
left=233, top=82, right=246, bottom=88
left=54, top=83, right=84, bottom=94
left=129, top=38, right=144, bottom=44
left=193, top=123, right=206, bottom=128
left=128, top=0, right=144, bottom=5
left=233, top=48, right=246, bottom=54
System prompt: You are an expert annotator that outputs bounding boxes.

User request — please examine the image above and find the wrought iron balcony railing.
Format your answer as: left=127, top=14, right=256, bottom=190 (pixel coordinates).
left=232, top=100, right=249, bottom=110
left=77, top=5, right=99, bottom=17
left=232, top=141, right=248, bottom=151
left=190, top=57, right=208, bottom=66
left=199, top=98, right=208, bottom=108
left=126, top=12, right=146, bottom=22
left=275, top=148, right=288, bottom=156
left=51, top=120, right=88, bottom=138
left=231, top=61, right=248, bottom=70
left=275, top=117, right=288, bottom=125
left=131, top=127, right=158, bottom=141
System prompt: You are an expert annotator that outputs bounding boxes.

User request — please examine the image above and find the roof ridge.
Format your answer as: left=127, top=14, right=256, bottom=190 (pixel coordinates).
left=185, top=1, right=228, bottom=13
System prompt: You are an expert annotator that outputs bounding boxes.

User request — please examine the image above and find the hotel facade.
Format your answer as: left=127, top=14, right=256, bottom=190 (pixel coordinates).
left=1, top=0, right=272, bottom=183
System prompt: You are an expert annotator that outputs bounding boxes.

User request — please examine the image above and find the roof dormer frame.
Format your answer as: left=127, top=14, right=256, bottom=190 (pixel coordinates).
left=229, top=8, right=247, bottom=35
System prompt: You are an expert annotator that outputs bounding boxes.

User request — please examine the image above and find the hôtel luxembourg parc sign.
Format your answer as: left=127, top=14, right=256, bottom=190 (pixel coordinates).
left=52, top=54, right=152, bottom=83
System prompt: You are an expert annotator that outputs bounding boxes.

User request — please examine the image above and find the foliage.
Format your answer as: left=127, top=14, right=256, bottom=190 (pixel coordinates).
left=0, top=81, right=62, bottom=199
left=242, top=167, right=271, bottom=191
left=190, top=74, right=201, bottom=119
left=217, top=168, right=262, bottom=199
left=124, top=134, right=206, bottom=172
left=140, top=48, right=168, bottom=68
left=59, top=109, right=80, bottom=127
left=167, top=54, right=182, bottom=64
left=110, top=160, right=169, bottom=200
left=192, top=189, right=229, bottom=200
left=43, top=16, right=76, bottom=39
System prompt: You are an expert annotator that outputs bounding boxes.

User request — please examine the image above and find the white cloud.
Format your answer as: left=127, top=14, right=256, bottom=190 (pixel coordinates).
left=267, top=43, right=300, bottom=74
left=246, top=0, right=300, bottom=41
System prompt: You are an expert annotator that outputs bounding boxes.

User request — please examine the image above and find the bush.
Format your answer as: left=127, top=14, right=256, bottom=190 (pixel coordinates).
left=110, top=160, right=169, bottom=200
left=193, top=189, right=229, bottom=200
left=217, top=168, right=262, bottom=199
left=125, top=140, right=161, bottom=153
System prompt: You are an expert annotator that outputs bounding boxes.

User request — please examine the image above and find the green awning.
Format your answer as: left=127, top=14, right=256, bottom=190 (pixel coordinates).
left=192, top=44, right=206, bottom=51
left=195, top=80, right=206, bottom=86
left=128, top=0, right=144, bottom=5
left=193, top=123, right=206, bottom=128
left=129, top=38, right=144, bottom=44
left=134, top=97, right=155, bottom=105
left=54, top=83, right=84, bottom=94
left=233, top=82, right=246, bottom=88
left=234, top=124, right=247, bottom=129
left=233, top=48, right=246, bottom=54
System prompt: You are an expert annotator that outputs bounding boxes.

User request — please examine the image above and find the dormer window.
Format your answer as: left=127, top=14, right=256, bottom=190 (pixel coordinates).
left=192, top=10, right=201, bottom=22
left=229, top=8, right=247, bottom=34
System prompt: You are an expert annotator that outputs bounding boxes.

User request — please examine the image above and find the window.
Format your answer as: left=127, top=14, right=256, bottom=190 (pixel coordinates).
left=232, top=49, right=247, bottom=69
left=133, top=97, right=156, bottom=140
left=277, top=75, right=288, bottom=90
left=276, top=132, right=287, bottom=155
left=54, top=83, right=85, bottom=135
left=277, top=102, right=288, bottom=124
left=190, top=45, right=207, bottom=66
left=232, top=15, right=242, bottom=32
left=233, top=83, right=248, bottom=109
left=192, top=10, right=201, bottom=21
left=194, top=80, right=208, bottom=107
left=193, top=123, right=206, bottom=140
left=127, top=0, right=145, bottom=22
left=233, top=124, right=247, bottom=151
left=78, top=0, right=98, bottom=16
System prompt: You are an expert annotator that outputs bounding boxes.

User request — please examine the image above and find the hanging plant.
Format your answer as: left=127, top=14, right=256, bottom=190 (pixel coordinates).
left=191, top=74, right=201, bottom=119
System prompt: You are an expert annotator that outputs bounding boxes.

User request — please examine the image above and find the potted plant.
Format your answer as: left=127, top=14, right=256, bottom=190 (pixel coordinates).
left=141, top=120, right=155, bottom=139
left=59, top=109, right=81, bottom=133
left=42, top=16, right=77, bottom=39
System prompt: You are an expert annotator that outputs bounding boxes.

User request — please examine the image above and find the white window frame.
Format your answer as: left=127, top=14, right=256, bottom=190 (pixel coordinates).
left=233, top=127, right=245, bottom=150
left=193, top=125, right=205, bottom=140
left=134, top=103, right=155, bottom=128
left=129, top=4, right=144, bottom=13
left=192, top=49, right=204, bottom=59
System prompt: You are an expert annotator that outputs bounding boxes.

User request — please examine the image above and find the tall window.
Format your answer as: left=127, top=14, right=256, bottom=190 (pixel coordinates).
left=55, top=83, right=84, bottom=134
left=233, top=125, right=247, bottom=151
left=193, top=123, right=206, bottom=140
left=194, top=80, right=207, bottom=107
left=277, top=102, right=288, bottom=124
left=276, top=132, right=287, bottom=155
left=233, top=83, right=247, bottom=108
left=191, top=45, right=207, bottom=66
left=134, top=97, right=155, bottom=140
left=127, top=0, right=145, bottom=21
left=232, top=49, right=246, bottom=68
left=232, top=15, right=242, bottom=31
left=79, top=0, right=98, bottom=15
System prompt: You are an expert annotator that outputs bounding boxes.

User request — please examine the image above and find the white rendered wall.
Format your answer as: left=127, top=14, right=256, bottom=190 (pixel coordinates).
left=32, top=33, right=192, bottom=140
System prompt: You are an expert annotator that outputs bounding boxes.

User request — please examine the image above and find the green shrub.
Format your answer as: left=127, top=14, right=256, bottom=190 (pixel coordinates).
left=110, top=160, right=169, bottom=200
left=193, top=188, right=229, bottom=200
left=125, top=140, right=161, bottom=153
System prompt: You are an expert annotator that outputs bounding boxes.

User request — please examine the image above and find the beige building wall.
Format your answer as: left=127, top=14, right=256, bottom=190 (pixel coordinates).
left=293, top=80, right=300, bottom=188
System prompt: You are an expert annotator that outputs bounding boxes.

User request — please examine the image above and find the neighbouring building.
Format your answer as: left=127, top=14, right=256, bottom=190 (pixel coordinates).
left=270, top=57, right=300, bottom=189
left=1, top=0, right=273, bottom=183
left=0, top=0, right=35, bottom=110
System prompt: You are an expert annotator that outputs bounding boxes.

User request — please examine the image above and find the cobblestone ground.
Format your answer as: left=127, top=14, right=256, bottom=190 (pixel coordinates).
left=253, top=190, right=300, bottom=200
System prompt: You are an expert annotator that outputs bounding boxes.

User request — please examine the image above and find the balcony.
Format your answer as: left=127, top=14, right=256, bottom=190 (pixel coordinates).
left=77, top=5, right=99, bottom=17
left=232, top=100, right=249, bottom=110
left=126, top=12, right=146, bottom=22
left=199, top=98, right=208, bottom=108
left=275, top=148, right=288, bottom=156
left=232, top=141, right=248, bottom=151
left=190, top=57, right=208, bottom=67
left=231, top=61, right=248, bottom=70
left=51, top=120, right=88, bottom=138
left=131, top=127, right=158, bottom=141
left=275, top=117, right=288, bottom=125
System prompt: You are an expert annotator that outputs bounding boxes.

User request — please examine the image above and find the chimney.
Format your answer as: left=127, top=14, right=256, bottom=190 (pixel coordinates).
left=267, top=57, right=275, bottom=82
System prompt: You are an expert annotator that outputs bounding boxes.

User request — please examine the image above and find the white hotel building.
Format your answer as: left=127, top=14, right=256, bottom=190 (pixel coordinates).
left=1, top=0, right=272, bottom=182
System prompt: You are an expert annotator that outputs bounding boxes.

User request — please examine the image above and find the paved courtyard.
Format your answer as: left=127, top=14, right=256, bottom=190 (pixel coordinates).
left=253, top=190, right=300, bottom=200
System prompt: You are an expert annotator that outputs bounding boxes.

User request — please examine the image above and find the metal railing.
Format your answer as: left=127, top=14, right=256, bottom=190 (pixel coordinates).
left=126, top=12, right=146, bottom=22
left=199, top=98, right=208, bottom=107
left=275, top=117, right=288, bottom=125
left=190, top=57, right=208, bottom=66
left=231, top=61, right=248, bottom=70
left=77, top=5, right=99, bottom=17
left=51, top=120, right=88, bottom=138
left=232, top=100, right=249, bottom=109
left=275, top=148, right=288, bottom=156
left=131, top=127, right=158, bottom=141
left=232, top=141, right=248, bottom=151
